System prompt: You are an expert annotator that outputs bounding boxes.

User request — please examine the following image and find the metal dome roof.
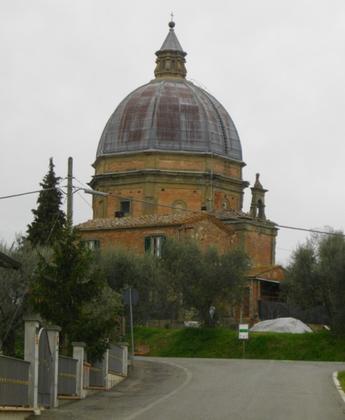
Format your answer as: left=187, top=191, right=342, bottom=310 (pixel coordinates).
left=96, top=79, right=243, bottom=161
left=96, top=21, right=243, bottom=162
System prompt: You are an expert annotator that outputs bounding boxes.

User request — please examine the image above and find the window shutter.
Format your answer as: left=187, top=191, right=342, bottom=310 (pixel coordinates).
left=144, top=237, right=151, bottom=253
left=160, top=236, right=166, bottom=255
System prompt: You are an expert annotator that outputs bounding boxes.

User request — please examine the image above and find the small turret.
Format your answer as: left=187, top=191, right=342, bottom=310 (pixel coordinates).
left=154, top=19, right=187, bottom=79
left=250, top=173, right=267, bottom=220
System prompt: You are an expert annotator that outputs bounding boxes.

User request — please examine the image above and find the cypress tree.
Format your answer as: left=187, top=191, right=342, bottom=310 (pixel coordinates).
left=27, top=158, right=66, bottom=246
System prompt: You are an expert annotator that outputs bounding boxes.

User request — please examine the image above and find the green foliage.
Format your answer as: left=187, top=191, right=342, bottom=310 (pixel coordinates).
left=99, top=241, right=250, bottom=326
left=285, top=231, right=345, bottom=334
left=99, top=248, right=175, bottom=322
left=133, top=327, right=345, bottom=361
left=27, top=158, right=66, bottom=246
left=160, top=240, right=250, bottom=325
left=31, top=228, right=122, bottom=361
left=0, top=240, right=43, bottom=355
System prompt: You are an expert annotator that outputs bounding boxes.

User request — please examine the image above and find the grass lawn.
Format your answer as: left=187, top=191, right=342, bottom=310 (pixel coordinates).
left=338, top=371, right=345, bottom=392
left=132, top=326, right=345, bottom=361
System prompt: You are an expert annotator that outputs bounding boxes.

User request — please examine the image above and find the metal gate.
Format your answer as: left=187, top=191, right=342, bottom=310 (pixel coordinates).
left=109, top=344, right=124, bottom=375
left=89, top=360, right=104, bottom=388
left=38, top=328, right=53, bottom=407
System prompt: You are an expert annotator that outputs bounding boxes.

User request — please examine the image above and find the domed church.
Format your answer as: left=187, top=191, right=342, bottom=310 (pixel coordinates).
left=78, top=21, right=284, bottom=321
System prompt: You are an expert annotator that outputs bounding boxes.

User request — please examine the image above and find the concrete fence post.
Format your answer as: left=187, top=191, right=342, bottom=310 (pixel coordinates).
left=46, top=326, right=61, bottom=408
left=119, top=343, right=128, bottom=376
left=23, top=315, right=41, bottom=411
left=72, top=342, right=86, bottom=398
left=102, top=349, right=110, bottom=389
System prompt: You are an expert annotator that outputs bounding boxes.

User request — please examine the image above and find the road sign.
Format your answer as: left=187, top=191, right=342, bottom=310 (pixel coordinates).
left=122, top=288, right=139, bottom=306
left=239, top=324, right=249, bottom=340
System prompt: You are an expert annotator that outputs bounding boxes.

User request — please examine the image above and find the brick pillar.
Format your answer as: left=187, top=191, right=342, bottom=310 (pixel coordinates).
left=23, top=315, right=41, bottom=410
left=72, top=342, right=86, bottom=398
left=46, top=326, right=61, bottom=408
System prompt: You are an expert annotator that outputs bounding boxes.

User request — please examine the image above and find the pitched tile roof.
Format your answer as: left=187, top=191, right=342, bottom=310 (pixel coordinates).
left=77, top=212, right=209, bottom=231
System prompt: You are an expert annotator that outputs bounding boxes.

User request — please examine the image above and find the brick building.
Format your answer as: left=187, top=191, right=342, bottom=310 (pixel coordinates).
left=78, top=20, right=284, bottom=322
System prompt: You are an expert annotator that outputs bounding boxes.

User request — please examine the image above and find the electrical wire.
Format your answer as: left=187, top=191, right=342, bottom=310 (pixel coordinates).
left=276, top=224, right=344, bottom=237
left=45, top=196, right=67, bottom=244
left=74, top=177, right=90, bottom=190
left=92, top=190, right=345, bottom=236
left=76, top=191, right=93, bottom=210
left=1, top=183, right=343, bottom=237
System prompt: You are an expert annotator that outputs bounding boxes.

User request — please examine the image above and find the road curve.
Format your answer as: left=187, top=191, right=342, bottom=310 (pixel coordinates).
left=33, top=357, right=345, bottom=420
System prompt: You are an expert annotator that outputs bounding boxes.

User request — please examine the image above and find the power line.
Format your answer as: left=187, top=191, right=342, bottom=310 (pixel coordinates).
left=276, top=224, right=344, bottom=237
left=100, top=191, right=344, bottom=236
left=277, top=247, right=293, bottom=253
left=45, top=196, right=67, bottom=245
left=76, top=191, right=93, bottom=210
left=74, top=177, right=90, bottom=190
left=2, top=183, right=343, bottom=238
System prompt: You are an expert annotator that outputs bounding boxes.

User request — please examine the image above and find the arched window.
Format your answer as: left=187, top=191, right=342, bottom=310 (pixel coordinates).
left=257, top=199, right=265, bottom=219
left=222, top=198, right=230, bottom=210
left=172, top=200, right=187, bottom=213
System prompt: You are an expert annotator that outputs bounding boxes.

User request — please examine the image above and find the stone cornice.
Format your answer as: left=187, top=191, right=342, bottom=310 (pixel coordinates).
left=90, top=168, right=249, bottom=189
left=93, top=150, right=247, bottom=169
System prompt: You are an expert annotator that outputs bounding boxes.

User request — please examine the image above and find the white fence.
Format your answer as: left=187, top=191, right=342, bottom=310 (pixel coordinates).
left=0, top=317, right=128, bottom=415
left=0, top=355, right=30, bottom=406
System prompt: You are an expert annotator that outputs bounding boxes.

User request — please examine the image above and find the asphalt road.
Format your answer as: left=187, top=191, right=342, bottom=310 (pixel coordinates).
left=34, top=357, right=345, bottom=420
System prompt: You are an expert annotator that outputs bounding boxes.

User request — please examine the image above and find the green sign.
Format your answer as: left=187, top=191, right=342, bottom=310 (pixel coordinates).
left=239, top=323, right=249, bottom=340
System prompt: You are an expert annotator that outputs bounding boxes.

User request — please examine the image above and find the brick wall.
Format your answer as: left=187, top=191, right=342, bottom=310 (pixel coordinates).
left=79, top=218, right=237, bottom=256
left=92, top=152, right=246, bottom=218
left=243, top=230, right=274, bottom=266
left=95, top=152, right=243, bottom=179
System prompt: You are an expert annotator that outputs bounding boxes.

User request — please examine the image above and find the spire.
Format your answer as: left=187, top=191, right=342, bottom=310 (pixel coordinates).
left=254, top=173, right=263, bottom=189
left=154, top=19, right=187, bottom=79
left=250, top=173, right=268, bottom=220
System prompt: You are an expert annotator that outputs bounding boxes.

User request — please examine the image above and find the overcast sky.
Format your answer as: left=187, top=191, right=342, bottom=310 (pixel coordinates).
left=1, top=0, right=344, bottom=265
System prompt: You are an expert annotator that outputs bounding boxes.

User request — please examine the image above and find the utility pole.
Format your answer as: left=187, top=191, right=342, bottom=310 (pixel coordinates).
left=65, top=156, right=108, bottom=228
left=67, top=157, right=73, bottom=227
left=129, top=287, right=135, bottom=360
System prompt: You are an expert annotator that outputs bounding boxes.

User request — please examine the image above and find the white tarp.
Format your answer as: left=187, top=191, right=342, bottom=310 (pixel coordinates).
left=250, top=317, right=313, bottom=334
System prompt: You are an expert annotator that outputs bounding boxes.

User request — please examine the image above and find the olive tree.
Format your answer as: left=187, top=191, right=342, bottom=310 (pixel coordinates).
left=160, top=239, right=250, bottom=325
left=285, top=231, right=345, bottom=334
left=0, top=240, right=44, bottom=355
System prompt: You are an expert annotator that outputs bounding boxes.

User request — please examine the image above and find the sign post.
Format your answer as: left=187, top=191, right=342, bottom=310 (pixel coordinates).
left=122, top=288, right=139, bottom=362
left=129, top=288, right=134, bottom=360
left=239, top=323, right=249, bottom=359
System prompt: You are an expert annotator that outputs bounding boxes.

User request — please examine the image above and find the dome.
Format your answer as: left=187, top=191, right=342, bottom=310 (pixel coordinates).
left=97, top=79, right=242, bottom=161
left=96, top=21, right=243, bottom=162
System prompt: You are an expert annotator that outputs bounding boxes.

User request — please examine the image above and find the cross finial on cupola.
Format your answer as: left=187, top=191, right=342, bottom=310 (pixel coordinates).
left=154, top=18, right=187, bottom=79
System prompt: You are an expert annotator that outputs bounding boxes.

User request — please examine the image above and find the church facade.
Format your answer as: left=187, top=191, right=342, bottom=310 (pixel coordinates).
left=78, top=21, right=284, bottom=322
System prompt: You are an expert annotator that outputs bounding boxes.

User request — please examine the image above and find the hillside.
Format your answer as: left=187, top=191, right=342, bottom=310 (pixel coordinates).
left=132, top=327, right=345, bottom=361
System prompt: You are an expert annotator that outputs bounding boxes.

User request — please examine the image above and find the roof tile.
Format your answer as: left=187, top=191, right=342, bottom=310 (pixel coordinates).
left=77, top=212, right=205, bottom=231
